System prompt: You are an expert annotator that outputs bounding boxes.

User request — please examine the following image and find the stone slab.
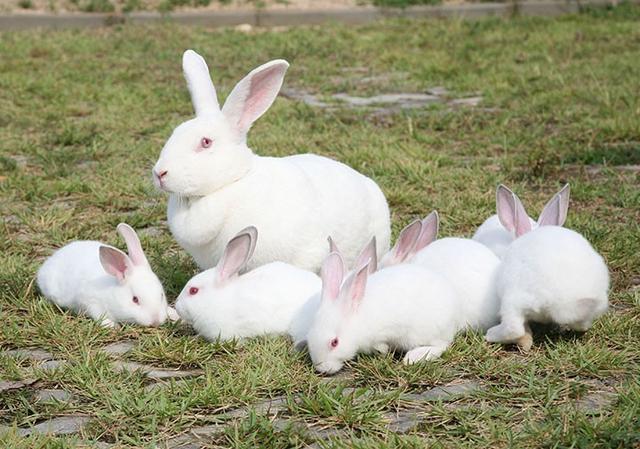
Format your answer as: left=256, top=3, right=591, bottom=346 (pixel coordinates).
left=401, top=380, right=482, bottom=403
left=18, top=416, right=91, bottom=436
left=3, top=348, right=54, bottom=361
left=386, top=409, right=422, bottom=433
left=100, top=341, right=137, bottom=357
left=576, top=391, right=617, bottom=414
left=35, top=388, right=73, bottom=402
left=113, top=361, right=203, bottom=379
left=38, top=359, right=67, bottom=372
left=0, top=378, right=37, bottom=392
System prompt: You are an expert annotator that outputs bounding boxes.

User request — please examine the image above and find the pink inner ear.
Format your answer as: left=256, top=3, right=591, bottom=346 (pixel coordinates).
left=496, top=185, right=517, bottom=233
left=327, top=236, right=340, bottom=255
left=218, top=232, right=254, bottom=282
left=321, top=252, right=344, bottom=301
left=537, top=195, right=561, bottom=227
left=414, top=211, right=438, bottom=253
left=342, top=262, right=369, bottom=311
left=392, top=220, right=422, bottom=264
left=513, top=196, right=532, bottom=237
left=237, top=65, right=286, bottom=133
left=538, top=184, right=570, bottom=227
left=99, top=246, right=130, bottom=282
left=355, top=236, right=377, bottom=274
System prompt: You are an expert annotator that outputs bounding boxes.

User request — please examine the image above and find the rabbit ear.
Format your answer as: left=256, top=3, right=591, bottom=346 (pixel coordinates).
left=116, top=223, right=149, bottom=267
left=341, top=261, right=369, bottom=311
left=217, top=227, right=257, bottom=282
left=414, top=210, right=439, bottom=253
left=389, top=219, right=422, bottom=265
left=221, top=59, right=289, bottom=138
left=99, top=246, right=133, bottom=282
left=183, top=50, right=220, bottom=117
left=496, top=185, right=532, bottom=237
left=538, top=183, right=570, bottom=227
left=355, top=236, right=377, bottom=274
left=321, top=252, right=344, bottom=302
left=327, top=236, right=340, bottom=255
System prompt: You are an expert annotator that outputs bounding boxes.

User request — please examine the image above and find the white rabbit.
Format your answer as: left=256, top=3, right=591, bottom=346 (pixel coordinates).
left=288, top=236, right=378, bottom=349
left=152, top=50, right=390, bottom=273
left=306, top=252, right=459, bottom=374
left=37, top=223, right=176, bottom=328
left=473, top=184, right=570, bottom=258
left=408, top=211, right=501, bottom=332
left=486, top=226, right=609, bottom=350
left=175, top=226, right=321, bottom=342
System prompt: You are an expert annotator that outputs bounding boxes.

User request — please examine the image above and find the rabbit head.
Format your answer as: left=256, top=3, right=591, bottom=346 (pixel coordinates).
left=98, top=223, right=168, bottom=326
left=496, top=184, right=570, bottom=237
left=307, top=252, right=371, bottom=374
left=175, top=226, right=257, bottom=327
left=153, top=50, right=289, bottom=196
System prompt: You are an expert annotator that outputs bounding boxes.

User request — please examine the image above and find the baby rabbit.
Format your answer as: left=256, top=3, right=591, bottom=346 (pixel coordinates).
left=37, top=223, right=175, bottom=328
left=288, top=236, right=378, bottom=349
left=152, top=50, right=390, bottom=273
left=175, top=226, right=321, bottom=342
left=473, top=184, right=570, bottom=258
left=485, top=222, right=609, bottom=350
left=409, top=212, right=502, bottom=332
left=306, top=252, right=459, bottom=374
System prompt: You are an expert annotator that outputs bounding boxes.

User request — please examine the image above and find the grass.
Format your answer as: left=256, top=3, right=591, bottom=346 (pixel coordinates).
left=1, top=3, right=640, bottom=447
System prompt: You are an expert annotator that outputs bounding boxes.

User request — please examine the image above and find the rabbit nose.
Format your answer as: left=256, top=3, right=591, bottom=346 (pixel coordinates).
left=155, top=169, right=168, bottom=181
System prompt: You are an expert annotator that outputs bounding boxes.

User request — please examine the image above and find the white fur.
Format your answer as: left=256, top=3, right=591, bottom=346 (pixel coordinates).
left=175, top=228, right=321, bottom=341
left=486, top=226, right=609, bottom=345
left=36, top=225, right=170, bottom=327
left=411, top=237, right=501, bottom=332
left=473, top=184, right=569, bottom=258
left=472, top=215, right=534, bottom=259
left=306, top=255, right=459, bottom=374
left=153, top=50, right=390, bottom=272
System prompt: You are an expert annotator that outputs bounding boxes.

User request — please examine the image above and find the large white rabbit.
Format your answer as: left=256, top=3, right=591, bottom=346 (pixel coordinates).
left=37, top=224, right=176, bottom=328
left=473, top=184, right=570, bottom=258
left=306, top=252, right=459, bottom=374
left=152, top=50, right=391, bottom=272
left=175, top=226, right=321, bottom=342
left=486, top=225, right=609, bottom=350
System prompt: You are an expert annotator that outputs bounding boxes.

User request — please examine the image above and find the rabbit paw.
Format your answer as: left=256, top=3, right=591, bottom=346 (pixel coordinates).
left=167, top=306, right=180, bottom=322
left=403, top=345, right=446, bottom=365
left=100, top=318, right=116, bottom=328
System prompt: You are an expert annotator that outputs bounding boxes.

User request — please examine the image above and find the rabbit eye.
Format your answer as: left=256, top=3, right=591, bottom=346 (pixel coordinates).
left=330, top=338, right=339, bottom=349
left=189, top=287, right=199, bottom=295
left=200, top=137, right=213, bottom=149
left=132, top=296, right=140, bottom=305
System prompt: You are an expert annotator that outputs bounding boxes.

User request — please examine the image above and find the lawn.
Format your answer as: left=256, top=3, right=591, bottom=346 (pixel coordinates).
left=1, top=4, right=639, bottom=448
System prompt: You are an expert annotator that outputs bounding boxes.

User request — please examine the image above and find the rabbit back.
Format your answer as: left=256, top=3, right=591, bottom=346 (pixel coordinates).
left=497, top=226, right=609, bottom=328
left=37, top=241, right=113, bottom=311
left=357, top=265, right=459, bottom=352
left=412, top=237, right=501, bottom=331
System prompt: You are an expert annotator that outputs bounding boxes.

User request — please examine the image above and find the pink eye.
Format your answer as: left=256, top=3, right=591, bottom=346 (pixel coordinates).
left=330, top=338, right=339, bottom=349
left=132, top=296, right=139, bottom=305
left=200, top=137, right=213, bottom=149
left=189, top=287, right=199, bottom=295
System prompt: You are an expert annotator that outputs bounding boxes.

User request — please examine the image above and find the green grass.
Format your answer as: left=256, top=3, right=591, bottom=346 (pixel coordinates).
left=1, top=4, right=640, bottom=448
